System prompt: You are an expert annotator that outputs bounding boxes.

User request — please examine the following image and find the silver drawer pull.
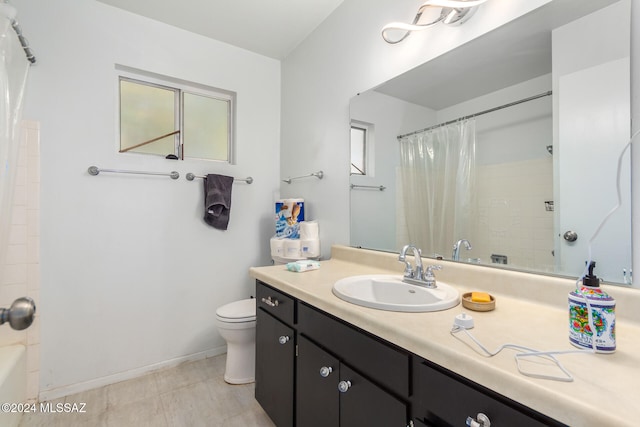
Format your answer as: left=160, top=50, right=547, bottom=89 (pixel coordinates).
left=337, top=380, right=351, bottom=393
left=278, top=335, right=290, bottom=345
left=261, top=296, right=279, bottom=307
left=466, top=413, right=491, bottom=427
left=319, top=366, right=333, bottom=378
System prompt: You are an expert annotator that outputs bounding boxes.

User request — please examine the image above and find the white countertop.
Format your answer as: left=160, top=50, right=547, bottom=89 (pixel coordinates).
left=249, top=245, right=640, bottom=427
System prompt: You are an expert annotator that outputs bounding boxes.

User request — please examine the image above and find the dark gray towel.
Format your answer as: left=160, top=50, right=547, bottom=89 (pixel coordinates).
left=203, top=174, right=234, bottom=230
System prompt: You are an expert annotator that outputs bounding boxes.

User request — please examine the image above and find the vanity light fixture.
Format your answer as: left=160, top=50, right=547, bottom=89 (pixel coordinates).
left=382, top=0, right=489, bottom=44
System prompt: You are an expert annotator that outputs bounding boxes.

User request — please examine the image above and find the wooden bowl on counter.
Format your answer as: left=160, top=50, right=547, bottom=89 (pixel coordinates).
left=461, top=292, right=496, bottom=312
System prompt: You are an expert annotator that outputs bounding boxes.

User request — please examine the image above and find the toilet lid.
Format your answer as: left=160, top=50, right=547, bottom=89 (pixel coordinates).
left=216, top=298, right=256, bottom=321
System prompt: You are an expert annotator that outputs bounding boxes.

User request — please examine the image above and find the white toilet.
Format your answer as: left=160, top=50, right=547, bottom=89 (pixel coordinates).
left=215, top=298, right=257, bottom=384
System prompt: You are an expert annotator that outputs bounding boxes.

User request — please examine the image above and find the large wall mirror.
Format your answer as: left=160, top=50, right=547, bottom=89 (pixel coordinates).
left=349, top=0, right=633, bottom=286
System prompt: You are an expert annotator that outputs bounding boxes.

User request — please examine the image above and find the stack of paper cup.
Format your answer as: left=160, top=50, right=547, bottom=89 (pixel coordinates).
left=300, top=221, right=320, bottom=258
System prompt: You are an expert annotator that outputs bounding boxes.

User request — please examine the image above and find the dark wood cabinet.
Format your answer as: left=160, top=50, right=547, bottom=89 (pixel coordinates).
left=256, top=281, right=410, bottom=426
left=297, top=301, right=410, bottom=398
left=296, top=301, right=410, bottom=426
left=255, top=280, right=564, bottom=427
left=296, top=335, right=408, bottom=427
left=255, top=284, right=296, bottom=427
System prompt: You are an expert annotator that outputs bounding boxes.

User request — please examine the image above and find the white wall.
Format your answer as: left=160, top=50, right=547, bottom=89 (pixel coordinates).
left=281, top=0, right=551, bottom=260
left=13, top=0, right=281, bottom=398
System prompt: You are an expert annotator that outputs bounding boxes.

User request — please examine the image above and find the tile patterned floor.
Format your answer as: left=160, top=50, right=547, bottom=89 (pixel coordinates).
left=19, top=354, right=275, bottom=427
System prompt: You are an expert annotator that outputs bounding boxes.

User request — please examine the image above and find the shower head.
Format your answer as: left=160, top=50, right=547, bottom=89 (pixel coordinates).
left=546, top=145, right=553, bottom=155
left=0, top=297, right=36, bottom=330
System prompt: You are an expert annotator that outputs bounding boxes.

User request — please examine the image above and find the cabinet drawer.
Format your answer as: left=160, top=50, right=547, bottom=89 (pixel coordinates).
left=298, top=302, right=410, bottom=397
left=413, top=358, right=566, bottom=427
left=256, top=281, right=295, bottom=325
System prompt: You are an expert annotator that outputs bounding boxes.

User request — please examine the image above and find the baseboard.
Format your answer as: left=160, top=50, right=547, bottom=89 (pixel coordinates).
left=38, top=345, right=226, bottom=402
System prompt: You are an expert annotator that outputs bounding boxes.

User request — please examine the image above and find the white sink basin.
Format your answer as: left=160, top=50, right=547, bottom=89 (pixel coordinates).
left=332, top=275, right=460, bottom=312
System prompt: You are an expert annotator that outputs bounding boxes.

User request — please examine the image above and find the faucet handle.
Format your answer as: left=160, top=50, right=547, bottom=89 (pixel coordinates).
left=425, top=265, right=442, bottom=274
left=422, top=265, right=442, bottom=288
left=400, top=260, right=413, bottom=277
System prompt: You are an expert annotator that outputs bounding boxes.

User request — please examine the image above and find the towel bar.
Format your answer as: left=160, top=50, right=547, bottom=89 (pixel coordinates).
left=186, top=173, right=253, bottom=184
left=87, top=166, right=179, bottom=179
left=282, top=171, right=323, bottom=184
left=351, top=184, right=386, bottom=191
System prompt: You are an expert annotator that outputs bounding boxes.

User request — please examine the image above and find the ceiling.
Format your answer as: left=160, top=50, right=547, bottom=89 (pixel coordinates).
left=96, top=0, right=345, bottom=60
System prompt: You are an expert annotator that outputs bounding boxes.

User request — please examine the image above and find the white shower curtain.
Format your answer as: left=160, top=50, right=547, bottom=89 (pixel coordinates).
left=399, top=119, right=476, bottom=258
left=0, top=4, right=30, bottom=267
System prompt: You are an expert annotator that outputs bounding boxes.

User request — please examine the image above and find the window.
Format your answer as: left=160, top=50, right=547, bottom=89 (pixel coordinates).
left=118, top=68, right=235, bottom=162
left=350, top=121, right=372, bottom=175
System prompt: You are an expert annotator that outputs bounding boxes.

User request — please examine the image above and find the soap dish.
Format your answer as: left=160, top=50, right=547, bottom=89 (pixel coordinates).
left=461, top=292, right=496, bottom=312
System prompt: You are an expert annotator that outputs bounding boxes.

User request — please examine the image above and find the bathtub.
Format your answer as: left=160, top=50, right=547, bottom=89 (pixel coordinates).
left=0, top=345, right=26, bottom=427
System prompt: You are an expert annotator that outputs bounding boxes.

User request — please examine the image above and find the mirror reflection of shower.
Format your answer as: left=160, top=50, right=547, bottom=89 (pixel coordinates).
left=399, top=120, right=476, bottom=259
left=0, top=297, right=36, bottom=330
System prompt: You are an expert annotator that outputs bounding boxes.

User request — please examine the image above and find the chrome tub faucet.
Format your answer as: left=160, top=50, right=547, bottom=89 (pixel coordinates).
left=452, top=239, right=472, bottom=261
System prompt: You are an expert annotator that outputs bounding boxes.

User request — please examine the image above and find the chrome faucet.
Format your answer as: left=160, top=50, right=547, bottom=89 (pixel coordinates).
left=452, top=239, right=472, bottom=261
left=398, top=245, right=441, bottom=288
left=399, top=244, right=423, bottom=280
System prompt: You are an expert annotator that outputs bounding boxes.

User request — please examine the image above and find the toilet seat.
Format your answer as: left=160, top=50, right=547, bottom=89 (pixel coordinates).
left=216, top=298, right=256, bottom=323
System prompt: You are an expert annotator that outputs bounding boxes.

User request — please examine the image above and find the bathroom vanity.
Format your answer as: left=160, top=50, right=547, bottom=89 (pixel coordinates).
left=250, top=245, right=640, bottom=427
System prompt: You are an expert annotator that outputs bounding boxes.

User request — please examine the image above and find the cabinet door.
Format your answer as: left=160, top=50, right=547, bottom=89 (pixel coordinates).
left=255, top=308, right=295, bottom=427
left=298, top=302, right=409, bottom=397
left=339, top=364, right=408, bottom=427
left=297, top=336, right=340, bottom=427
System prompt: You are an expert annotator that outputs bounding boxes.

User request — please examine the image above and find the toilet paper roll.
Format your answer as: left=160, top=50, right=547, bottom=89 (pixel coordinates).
left=300, top=238, right=320, bottom=258
left=284, top=239, right=302, bottom=259
left=270, top=237, right=285, bottom=258
left=300, top=221, right=319, bottom=240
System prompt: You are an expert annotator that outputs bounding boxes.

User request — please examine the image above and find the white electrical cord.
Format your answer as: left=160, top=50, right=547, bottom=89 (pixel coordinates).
left=575, top=127, right=640, bottom=353
left=579, top=127, right=640, bottom=278
left=450, top=323, right=593, bottom=382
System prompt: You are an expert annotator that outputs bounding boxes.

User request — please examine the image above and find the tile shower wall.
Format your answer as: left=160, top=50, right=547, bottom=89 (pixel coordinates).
left=471, top=157, right=554, bottom=272
left=0, top=120, right=40, bottom=402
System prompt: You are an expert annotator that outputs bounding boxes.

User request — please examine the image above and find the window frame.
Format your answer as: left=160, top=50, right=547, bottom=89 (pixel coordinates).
left=116, top=65, right=236, bottom=164
left=350, top=120, right=374, bottom=176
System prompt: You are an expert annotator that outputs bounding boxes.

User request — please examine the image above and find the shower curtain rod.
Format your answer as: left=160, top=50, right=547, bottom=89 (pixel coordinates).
left=10, top=19, right=36, bottom=64
left=397, top=90, right=552, bottom=140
